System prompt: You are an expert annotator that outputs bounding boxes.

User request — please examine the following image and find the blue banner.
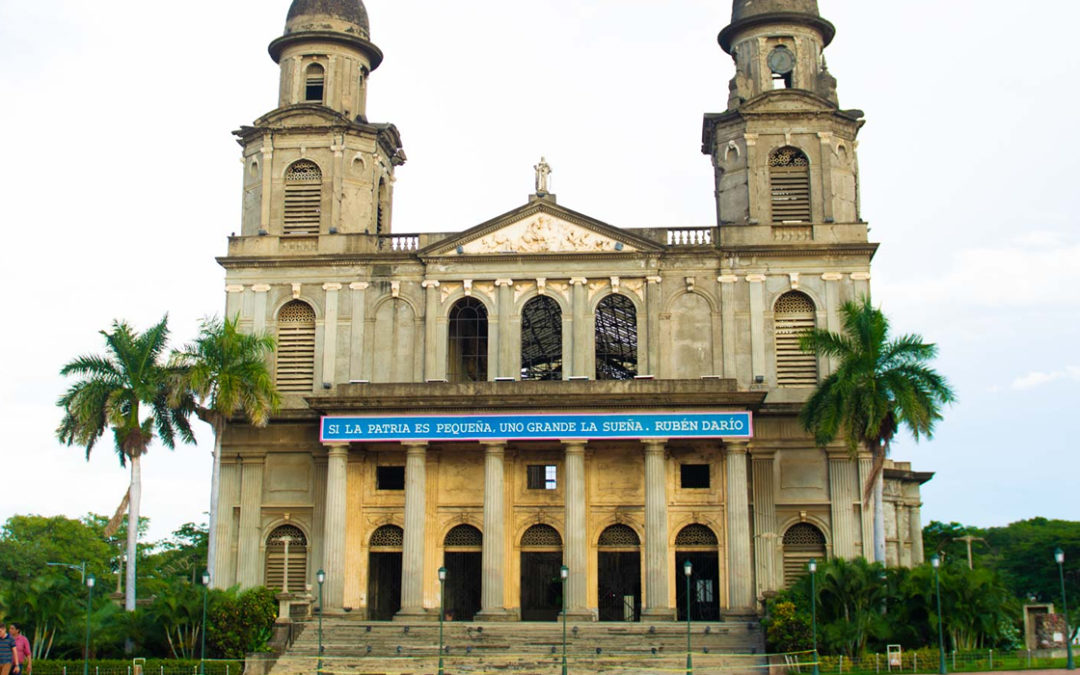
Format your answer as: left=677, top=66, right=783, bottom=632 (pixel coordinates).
left=320, top=411, right=752, bottom=443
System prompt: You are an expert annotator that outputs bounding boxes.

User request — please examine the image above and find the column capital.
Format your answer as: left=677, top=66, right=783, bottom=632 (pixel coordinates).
left=349, top=281, right=370, bottom=291
left=745, top=274, right=767, bottom=283
left=323, top=282, right=343, bottom=292
left=749, top=445, right=776, bottom=459
left=826, top=447, right=855, bottom=461
left=494, top=278, right=513, bottom=287
left=717, top=274, right=738, bottom=284
left=403, top=442, right=428, bottom=456
left=481, top=441, right=507, bottom=454
left=422, top=280, right=441, bottom=289
left=252, top=284, right=272, bottom=293
left=561, top=439, right=587, bottom=453
left=569, top=277, right=587, bottom=286
left=724, top=440, right=750, bottom=455
left=323, top=443, right=350, bottom=457
left=225, top=284, right=245, bottom=293
left=646, top=275, right=663, bottom=284
left=821, top=273, right=843, bottom=282
left=642, top=438, right=668, bottom=453
left=851, top=272, right=871, bottom=281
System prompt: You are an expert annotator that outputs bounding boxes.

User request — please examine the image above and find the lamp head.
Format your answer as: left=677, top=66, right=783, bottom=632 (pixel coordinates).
left=560, top=565, right=569, bottom=580
left=808, top=559, right=816, bottom=574
left=683, top=560, right=692, bottom=577
left=1055, top=548, right=1065, bottom=565
left=87, top=574, right=96, bottom=588
left=931, top=554, right=940, bottom=569
left=438, top=566, right=447, bottom=582
left=202, top=571, right=211, bottom=586
left=316, top=569, right=326, bottom=584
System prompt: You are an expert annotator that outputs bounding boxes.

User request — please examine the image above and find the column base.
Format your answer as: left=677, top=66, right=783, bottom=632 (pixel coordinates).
left=393, top=607, right=435, bottom=622
left=562, top=608, right=598, bottom=622
left=474, top=609, right=519, bottom=622
left=641, top=608, right=677, bottom=622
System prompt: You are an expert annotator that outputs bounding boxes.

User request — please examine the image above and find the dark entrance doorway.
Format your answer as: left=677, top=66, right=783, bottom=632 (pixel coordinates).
left=367, top=525, right=404, bottom=621
left=519, top=524, right=564, bottom=621
left=674, top=524, right=721, bottom=621
left=597, top=524, right=642, bottom=622
left=443, top=524, right=483, bottom=621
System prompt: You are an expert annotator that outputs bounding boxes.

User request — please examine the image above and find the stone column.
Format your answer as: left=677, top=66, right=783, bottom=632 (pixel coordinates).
left=746, top=275, right=767, bottom=384
left=259, top=135, right=273, bottom=230
left=719, top=274, right=738, bottom=380
left=235, top=456, right=265, bottom=589
left=348, top=282, right=369, bottom=382
left=423, top=280, right=442, bottom=381
left=477, top=443, right=511, bottom=620
left=725, top=441, right=754, bottom=613
left=642, top=439, right=674, bottom=619
left=569, top=278, right=587, bottom=377
left=252, top=284, right=271, bottom=334
left=910, top=503, right=925, bottom=564
left=225, top=285, right=245, bottom=322
left=322, top=284, right=342, bottom=388
left=211, top=456, right=240, bottom=589
left=495, top=279, right=513, bottom=378
left=816, top=132, right=835, bottom=224
left=397, top=442, right=428, bottom=618
left=563, top=440, right=592, bottom=619
left=644, top=276, right=662, bottom=376
left=858, top=456, right=875, bottom=559
left=751, top=449, right=778, bottom=597
left=828, top=451, right=857, bottom=559
left=322, top=444, right=349, bottom=610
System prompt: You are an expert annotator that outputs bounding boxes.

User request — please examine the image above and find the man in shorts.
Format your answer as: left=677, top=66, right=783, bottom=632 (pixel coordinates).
left=7, top=625, right=28, bottom=675
left=0, top=623, right=19, bottom=675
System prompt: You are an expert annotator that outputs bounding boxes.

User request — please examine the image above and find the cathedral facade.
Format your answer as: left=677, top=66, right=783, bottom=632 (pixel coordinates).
left=211, top=0, right=930, bottom=622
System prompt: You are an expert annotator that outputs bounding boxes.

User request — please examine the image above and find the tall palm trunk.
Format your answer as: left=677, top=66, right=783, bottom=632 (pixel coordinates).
left=126, top=455, right=142, bottom=611
left=205, top=415, right=224, bottom=583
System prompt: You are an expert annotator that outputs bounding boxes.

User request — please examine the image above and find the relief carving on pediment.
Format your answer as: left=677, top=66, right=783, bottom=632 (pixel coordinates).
left=461, top=215, right=633, bottom=254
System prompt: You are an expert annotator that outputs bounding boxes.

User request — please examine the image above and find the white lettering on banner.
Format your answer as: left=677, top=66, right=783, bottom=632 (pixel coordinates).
left=435, top=421, right=495, bottom=435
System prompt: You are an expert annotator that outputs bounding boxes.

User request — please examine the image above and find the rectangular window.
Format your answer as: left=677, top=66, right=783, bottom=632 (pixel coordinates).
left=376, top=466, right=405, bottom=490
left=680, top=464, right=710, bottom=489
left=527, top=464, right=558, bottom=490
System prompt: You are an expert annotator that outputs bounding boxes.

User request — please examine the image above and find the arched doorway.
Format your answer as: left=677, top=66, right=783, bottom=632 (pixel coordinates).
left=367, top=525, right=403, bottom=620
left=782, top=523, right=827, bottom=587
left=519, top=524, right=563, bottom=621
left=674, top=524, right=721, bottom=621
left=597, top=524, right=641, bottom=622
left=443, top=524, right=482, bottom=621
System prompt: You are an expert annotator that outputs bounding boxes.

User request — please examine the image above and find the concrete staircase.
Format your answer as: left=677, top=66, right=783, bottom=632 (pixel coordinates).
left=264, top=618, right=768, bottom=675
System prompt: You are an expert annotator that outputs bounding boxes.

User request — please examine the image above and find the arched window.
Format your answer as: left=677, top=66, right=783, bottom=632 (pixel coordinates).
left=520, top=524, right=563, bottom=548
left=595, top=294, right=637, bottom=380
left=675, top=524, right=719, bottom=547
left=304, top=63, right=325, bottom=103
left=265, top=525, right=307, bottom=593
left=276, top=301, right=316, bottom=392
left=370, top=525, right=405, bottom=548
left=444, top=524, right=483, bottom=549
left=782, top=523, right=827, bottom=587
left=521, top=296, right=562, bottom=381
left=283, top=160, right=322, bottom=235
left=769, top=147, right=811, bottom=223
left=774, top=292, right=818, bottom=386
left=598, top=524, right=641, bottom=548
left=448, top=298, right=488, bottom=382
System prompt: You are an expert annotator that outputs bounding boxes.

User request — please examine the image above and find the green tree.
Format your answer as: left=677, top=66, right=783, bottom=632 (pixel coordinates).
left=56, top=316, right=196, bottom=610
left=799, top=298, right=955, bottom=563
left=171, top=316, right=279, bottom=582
left=765, top=600, right=813, bottom=653
left=205, top=586, right=277, bottom=658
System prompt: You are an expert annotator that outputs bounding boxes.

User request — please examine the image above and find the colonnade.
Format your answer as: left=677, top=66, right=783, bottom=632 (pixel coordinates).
left=319, top=438, right=754, bottom=619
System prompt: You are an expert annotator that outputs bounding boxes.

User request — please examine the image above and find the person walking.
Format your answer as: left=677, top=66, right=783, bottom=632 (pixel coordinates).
left=0, top=623, right=20, bottom=675
left=7, top=625, right=29, bottom=675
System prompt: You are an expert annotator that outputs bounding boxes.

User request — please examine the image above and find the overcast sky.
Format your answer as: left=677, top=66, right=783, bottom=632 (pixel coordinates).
left=1, top=0, right=1077, bottom=543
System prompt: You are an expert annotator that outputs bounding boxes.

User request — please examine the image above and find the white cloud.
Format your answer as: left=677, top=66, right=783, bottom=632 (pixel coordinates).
left=1010, top=366, right=1080, bottom=391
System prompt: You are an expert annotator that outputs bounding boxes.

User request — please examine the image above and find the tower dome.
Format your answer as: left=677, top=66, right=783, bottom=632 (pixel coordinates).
left=285, top=0, right=370, bottom=39
left=719, top=0, right=835, bottom=53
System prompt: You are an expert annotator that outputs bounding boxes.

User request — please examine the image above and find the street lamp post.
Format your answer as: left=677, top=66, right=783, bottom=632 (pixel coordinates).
left=1056, top=548, right=1075, bottom=670
left=83, top=574, right=95, bottom=675
left=316, top=569, right=325, bottom=674
left=438, top=566, right=447, bottom=675
left=200, top=571, right=210, bottom=675
left=684, top=560, right=693, bottom=675
left=560, top=565, right=569, bottom=675
left=931, top=555, right=946, bottom=675
left=809, top=559, right=819, bottom=675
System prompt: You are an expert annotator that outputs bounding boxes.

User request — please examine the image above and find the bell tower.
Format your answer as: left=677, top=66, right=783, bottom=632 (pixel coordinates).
left=235, top=0, right=406, bottom=238
left=704, top=0, right=865, bottom=241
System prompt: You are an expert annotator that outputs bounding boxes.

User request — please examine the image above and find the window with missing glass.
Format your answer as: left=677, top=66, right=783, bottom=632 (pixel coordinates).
left=376, top=466, right=405, bottom=490
left=527, top=464, right=558, bottom=490
left=680, top=464, right=710, bottom=489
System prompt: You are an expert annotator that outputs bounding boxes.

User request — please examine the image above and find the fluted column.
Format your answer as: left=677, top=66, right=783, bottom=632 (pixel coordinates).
left=644, top=276, right=662, bottom=375
left=423, top=280, right=442, bottom=381
left=910, top=503, right=925, bottom=564
left=751, top=449, right=778, bottom=597
left=642, top=439, right=674, bottom=619
left=828, top=452, right=857, bottom=559
left=569, top=278, right=587, bottom=377
left=725, top=441, right=754, bottom=613
left=235, top=456, right=264, bottom=589
left=563, top=440, right=592, bottom=618
left=477, top=442, right=510, bottom=619
left=322, top=443, right=349, bottom=609
left=495, top=279, right=513, bottom=378
left=398, top=442, right=428, bottom=617
left=322, top=283, right=342, bottom=388
left=252, top=284, right=271, bottom=334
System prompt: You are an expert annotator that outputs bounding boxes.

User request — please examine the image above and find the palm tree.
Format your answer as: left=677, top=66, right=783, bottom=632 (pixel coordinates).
left=799, top=297, right=954, bottom=564
left=56, top=316, right=195, bottom=611
left=171, top=315, right=280, bottom=582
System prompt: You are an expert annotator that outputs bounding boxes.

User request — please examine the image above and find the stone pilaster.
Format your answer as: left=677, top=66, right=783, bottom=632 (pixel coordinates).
left=563, top=440, right=593, bottom=619
left=322, top=443, right=349, bottom=609
left=423, top=280, right=442, bottom=381
left=322, top=284, right=342, bottom=388
left=828, top=452, right=857, bottom=559
left=751, top=448, right=778, bottom=597
left=397, top=442, right=428, bottom=618
left=211, top=456, right=240, bottom=589
left=477, top=443, right=512, bottom=620
left=644, top=276, right=662, bottom=375
left=858, top=456, right=875, bottom=559
left=225, top=285, right=245, bottom=322
left=348, top=282, right=368, bottom=382
left=235, top=456, right=265, bottom=589
left=252, top=284, right=271, bottom=334
left=642, top=439, right=674, bottom=620
left=495, top=280, right=513, bottom=378
left=569, top=278, right=587, bottom=378
left=747, top=275, right=766, bottom=385
left=719, top=274, right=738, bottom=380
left=725, top=441, right=754, bottom=613
left=910, top=503, right=925, bottom=564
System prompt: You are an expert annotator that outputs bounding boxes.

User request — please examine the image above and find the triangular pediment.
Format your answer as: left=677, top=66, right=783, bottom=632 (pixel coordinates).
left=423, top=199, right=662, bottom=257
left=738, top=89, right=839, bottom=114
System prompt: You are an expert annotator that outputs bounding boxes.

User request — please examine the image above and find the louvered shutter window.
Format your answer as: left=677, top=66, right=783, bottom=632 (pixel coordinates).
left=774, top=292, right=818, bottom=386
left=276, top=301, right=316, bottom=392
left=782, top=523, right=826, bottom=587
left=304, top=64, right=325, bottom=103
left=520, top=524, right=563, bottom=549
left=769, top=147, right=811, bottom=223
left=265, top=525, right=308, bottom=593
left=284, top=160, right=322, bottom=235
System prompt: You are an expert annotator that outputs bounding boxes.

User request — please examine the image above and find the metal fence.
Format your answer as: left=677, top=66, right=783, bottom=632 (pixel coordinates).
left=789, top=649, right=1068, bottom=674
